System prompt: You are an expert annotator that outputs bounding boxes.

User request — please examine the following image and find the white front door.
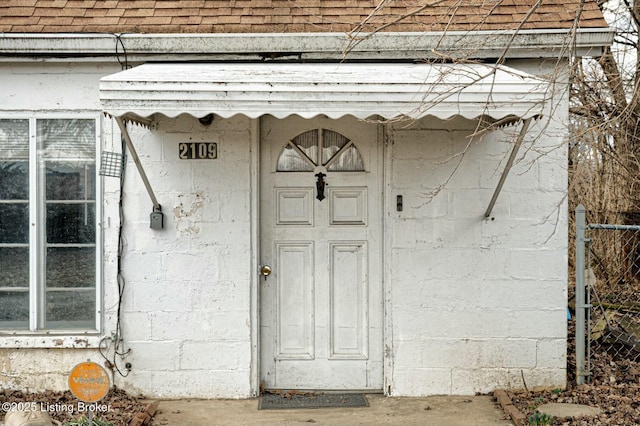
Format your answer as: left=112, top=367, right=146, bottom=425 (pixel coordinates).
left=259, top=115, right=383, bottom=391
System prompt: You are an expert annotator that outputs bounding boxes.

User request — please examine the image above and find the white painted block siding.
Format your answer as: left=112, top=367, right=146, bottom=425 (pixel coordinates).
left=113, top=114, right=254, bottom=398
left=387, top=104, right=568, bottom=394
left=0, top=60, right=569, bottom=398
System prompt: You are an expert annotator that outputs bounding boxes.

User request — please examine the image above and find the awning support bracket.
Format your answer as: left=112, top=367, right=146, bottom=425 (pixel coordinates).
left=115, top=116, right=163, bottom=227
left=484, top=117, right=532, bottom=219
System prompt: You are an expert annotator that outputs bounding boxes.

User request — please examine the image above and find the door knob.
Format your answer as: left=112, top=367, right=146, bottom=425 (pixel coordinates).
left=260, top=265, right=272, bottom=277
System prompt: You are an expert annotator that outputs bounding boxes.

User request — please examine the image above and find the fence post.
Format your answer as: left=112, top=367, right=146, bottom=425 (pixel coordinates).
left=575, top=204, right=586, bottom=385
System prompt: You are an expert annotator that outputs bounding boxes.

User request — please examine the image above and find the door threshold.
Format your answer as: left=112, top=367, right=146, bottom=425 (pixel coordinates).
left=259, top=392, right=371, bottom=410
left=262, top=388, right=383, bottom=395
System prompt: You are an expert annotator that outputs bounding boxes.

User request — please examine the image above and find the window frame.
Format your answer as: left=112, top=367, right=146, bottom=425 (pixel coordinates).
left=0, top=114, right=102, bottom=339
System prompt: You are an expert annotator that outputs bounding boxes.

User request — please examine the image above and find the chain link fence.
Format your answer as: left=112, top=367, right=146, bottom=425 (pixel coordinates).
left=575, top=205, right=640, bottom=384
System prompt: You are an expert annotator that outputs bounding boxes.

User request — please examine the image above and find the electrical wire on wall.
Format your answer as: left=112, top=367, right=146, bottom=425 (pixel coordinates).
left=98, top=35, right=132, bottom=378
left=114, top=33, right=130, bottom=70
left=98, top=128, right=132, bottom=379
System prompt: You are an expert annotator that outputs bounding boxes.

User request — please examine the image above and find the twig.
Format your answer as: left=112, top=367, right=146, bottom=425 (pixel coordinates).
left=521, top=370, right=529, bottom=395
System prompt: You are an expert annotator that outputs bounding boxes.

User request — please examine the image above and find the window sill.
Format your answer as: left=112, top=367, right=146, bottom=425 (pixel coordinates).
left=0, top=333, right=103, bottom=349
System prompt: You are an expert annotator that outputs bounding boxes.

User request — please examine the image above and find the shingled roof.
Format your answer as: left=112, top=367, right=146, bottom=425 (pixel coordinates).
left=0, top=0, right=607, bottom=34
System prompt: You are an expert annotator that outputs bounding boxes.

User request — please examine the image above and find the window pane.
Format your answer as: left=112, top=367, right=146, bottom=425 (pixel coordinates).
left=292, top=130, right=318, bottom=164
left=46, top=162, right=96, bottom=200
left=0, top=204, right=29, bottom=243
left=0, top=247, right=29, bottom=288
left=322, top=129, right=350, bottom=165
left=277, top=144, right=314, bottom=172
left=46, top=247, right=95, bottom=288
left=0, top=291, right=29, bottom=329
left=45, top=290, right=95, bottom=329
left=276, top=130, right=319, bottom=172
left=327, top=145, right=365, bottom=171
left=0, top=119, right=29, bottom=159
left=0, top=120, right=29, bottom=330
left=38, top=119, right=95, bottom=159
left=39, top=118, right=98, bottom=331
left=0, top=161, right=28, bottom=200
left=46, top=203, right=95, bottom=244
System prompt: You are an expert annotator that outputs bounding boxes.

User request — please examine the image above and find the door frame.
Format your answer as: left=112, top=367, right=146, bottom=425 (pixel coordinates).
left=249, top=116, right=391, bottom=395
left=249, top=118, right=261, bottom=397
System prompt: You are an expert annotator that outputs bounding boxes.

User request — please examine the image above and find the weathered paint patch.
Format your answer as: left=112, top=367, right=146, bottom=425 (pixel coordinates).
left=173, top=192, right=206, bottom=234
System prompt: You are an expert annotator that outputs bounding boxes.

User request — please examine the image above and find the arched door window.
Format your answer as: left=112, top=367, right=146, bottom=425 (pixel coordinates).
left=276, top=129, right=365, bottom=172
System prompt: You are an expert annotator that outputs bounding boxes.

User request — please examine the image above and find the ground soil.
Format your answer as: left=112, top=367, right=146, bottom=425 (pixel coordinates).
left=0, top=387, right=148, bottom=426
left=508, top=320, right=640, bottom=425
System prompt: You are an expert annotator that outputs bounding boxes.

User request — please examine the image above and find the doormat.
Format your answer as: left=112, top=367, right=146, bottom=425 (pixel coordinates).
left=259, top=393, right=369, bottom=410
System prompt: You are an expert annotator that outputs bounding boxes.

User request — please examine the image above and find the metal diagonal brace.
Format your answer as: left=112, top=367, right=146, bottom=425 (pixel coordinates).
left=484, top=117, right=532, bottom=219
left=115, top=116, right=161, bottom=211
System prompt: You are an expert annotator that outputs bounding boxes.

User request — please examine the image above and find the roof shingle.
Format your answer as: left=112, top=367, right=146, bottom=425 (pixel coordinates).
left=0, top=0, right=608, bottom=34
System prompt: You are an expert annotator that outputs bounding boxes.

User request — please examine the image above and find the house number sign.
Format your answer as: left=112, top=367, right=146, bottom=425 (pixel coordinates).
left=179, top=142, right=217, bottom=159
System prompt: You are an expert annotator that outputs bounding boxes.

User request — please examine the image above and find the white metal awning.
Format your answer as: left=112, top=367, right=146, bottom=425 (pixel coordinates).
left=99, top=62, right=546, bottom=122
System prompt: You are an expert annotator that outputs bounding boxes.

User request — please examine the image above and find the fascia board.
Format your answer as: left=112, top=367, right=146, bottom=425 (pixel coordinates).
left=0, top=29, right=614, bottom=61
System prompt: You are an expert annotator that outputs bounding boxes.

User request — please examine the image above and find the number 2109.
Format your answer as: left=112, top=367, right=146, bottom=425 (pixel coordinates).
left=179, top=142, right=217, bottom=159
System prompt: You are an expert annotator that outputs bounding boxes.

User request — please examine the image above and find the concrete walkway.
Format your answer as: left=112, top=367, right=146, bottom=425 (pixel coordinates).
left=153, top=394, right=514, bottom=425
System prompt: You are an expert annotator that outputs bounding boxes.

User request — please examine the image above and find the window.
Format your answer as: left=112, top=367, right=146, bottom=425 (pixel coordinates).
left=0, top=118, right=99, bottom=332
left=277, top=129, right=365, bottom=172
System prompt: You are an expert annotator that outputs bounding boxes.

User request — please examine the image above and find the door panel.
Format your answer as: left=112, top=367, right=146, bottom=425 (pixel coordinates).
left=329, top=187, right=367, bottom=225
left=329, top=242, right=368, bottom=359
left=276, top=241, right=314, bottom=360
left=276, top=188, right=314, bottom=226
left=260, top=115, right=382, bottom=391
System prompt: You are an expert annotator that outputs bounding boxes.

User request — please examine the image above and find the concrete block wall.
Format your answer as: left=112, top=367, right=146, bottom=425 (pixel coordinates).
left=111, top=115, right=254, bottom=398
left=0, top=349, right=104, bottom=391
left=387, top=112, right=568, bottom=395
